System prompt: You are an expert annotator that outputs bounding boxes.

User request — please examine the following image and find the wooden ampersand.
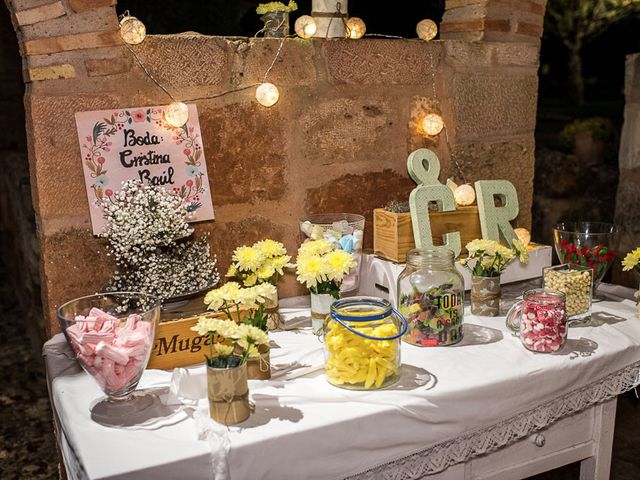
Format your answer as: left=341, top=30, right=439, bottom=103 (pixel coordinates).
left=407, top=149, right=462, bottom=257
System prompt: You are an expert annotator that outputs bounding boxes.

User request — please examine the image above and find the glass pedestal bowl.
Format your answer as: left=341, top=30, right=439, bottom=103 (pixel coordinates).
left=57, top=292, right=160, bottom=423
left=553, top=222, right=619, bottom=297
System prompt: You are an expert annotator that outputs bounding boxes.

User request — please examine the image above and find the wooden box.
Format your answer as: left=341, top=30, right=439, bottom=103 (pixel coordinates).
left=373, top=206, right=482, bottom=263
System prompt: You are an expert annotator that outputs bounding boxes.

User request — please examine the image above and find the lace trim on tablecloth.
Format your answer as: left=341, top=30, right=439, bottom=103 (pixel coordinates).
left=345, top=360, right=640, bottom=480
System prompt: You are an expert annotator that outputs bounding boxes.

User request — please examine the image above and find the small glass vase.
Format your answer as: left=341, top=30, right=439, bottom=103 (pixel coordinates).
left=471, top=275, right=501, bottom=316
left=207, top=361, right=251, bottom=425
left=311, top=292, right=336, bottom=334
left=261, top=11, right=289, bottom=37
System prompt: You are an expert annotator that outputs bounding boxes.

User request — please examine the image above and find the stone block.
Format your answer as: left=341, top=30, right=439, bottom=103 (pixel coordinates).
left=625, top=54, right=640, bottom=103
left=41, top=227, right=114, bottom=336
left=234, top=38, right=316, bottom=87
left=619, top=103, right=640, bottom=170
left=297, top=94, right=406, bottom=167
left=14, top=1, right=65, bottom=26
left=451, top=73, right=538, bottom=140
left=26, top=93, right=122, bottom=219
left=445, top=0, right=488, bottom=9
left=133, top=35, right=230, bottom=90
left=198, top=101, right=287, bottom=206
left=68, top=0, right=116, bottom=13
left=84, top=55, right=132, bottom=77
left=492, top=42, right=540, bottom=67
left=304, top=169, right=416, bottom=250
left=443, top=41, right=493, bottom=68
left=323, top=39, right=441, bottom=85
left=440, top=20, right=485, bottom=34
left=516, top=21, right=543, bottom=37
left=26, top=63, right=76, bottom=81
left=21, top=6, right=118, bottom=41
left=449, top=140, right=535, bottom=229
left=23, top=29, right=120, bottom=55
left=442, top=4, right=487, bottom=22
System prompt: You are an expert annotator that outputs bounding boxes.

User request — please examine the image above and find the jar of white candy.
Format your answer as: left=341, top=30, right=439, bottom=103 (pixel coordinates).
left=543, top=264, right=592, bottom=320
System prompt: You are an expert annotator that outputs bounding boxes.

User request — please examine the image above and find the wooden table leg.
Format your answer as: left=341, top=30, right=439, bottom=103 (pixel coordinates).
left=580, top=398, right=617, bottom=480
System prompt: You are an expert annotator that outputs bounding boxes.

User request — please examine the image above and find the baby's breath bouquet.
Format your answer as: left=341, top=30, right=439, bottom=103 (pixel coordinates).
left=295, top=239, right=356, bottom=298
left=101, top=180, right=219, bottom=302
left=460, top=238, right=528, bottom=277
left=227, top=239, right=291, bottom=287
left=256, top=0, right=297, bottom=14
left=191, top=317, right=269, bottom=368
left=204, top=281, right=277, bottom=332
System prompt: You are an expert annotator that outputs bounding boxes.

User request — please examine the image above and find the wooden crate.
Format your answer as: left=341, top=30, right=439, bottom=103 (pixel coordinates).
left=373, top=206, right=482, bottom=263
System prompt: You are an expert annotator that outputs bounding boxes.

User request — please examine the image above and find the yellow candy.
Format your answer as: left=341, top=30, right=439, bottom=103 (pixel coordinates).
left=324, top=319, right=399, bottom=389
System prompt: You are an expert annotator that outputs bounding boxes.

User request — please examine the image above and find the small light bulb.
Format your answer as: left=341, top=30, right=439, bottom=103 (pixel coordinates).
left=164, top=102, right=189, bottom=128
left=119, top=15, right=146, bottom=45
left=514, top=227, right=531, bottom=247
left=454, top=184, right=476, bottom=206
left=295, top=15, right=317, bottom=39
left=256, top=83, right=279, bottom=107
left=421, top=113, right=444, bottom=136
left=345, top=17, right=366, bottom=39
left=417, top=19, right=438, bottom=41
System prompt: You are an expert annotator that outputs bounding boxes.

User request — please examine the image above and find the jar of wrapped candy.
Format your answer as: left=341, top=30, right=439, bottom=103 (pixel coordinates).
left=506, top=289, right=567, bottom=353
left=323, top=297, right=407, bottom=390
left=397, top=248, right=464, bottom=347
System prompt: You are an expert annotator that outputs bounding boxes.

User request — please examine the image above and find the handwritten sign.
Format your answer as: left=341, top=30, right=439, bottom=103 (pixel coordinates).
left=75, top=104, right=214, bottom=234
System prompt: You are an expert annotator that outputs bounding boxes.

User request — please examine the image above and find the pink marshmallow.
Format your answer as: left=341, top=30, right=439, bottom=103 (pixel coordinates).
left=95, top=342, right=129, bottom=366
left=89, top=307, right=119, bottom=323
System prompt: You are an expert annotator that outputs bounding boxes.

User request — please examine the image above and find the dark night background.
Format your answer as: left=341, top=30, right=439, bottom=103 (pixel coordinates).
left=2, top=1, right=640, bottom=479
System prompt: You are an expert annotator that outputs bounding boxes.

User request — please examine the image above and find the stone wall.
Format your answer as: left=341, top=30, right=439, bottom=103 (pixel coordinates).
left=4, top=0, right=547, bottom=336
left=614, top=53, right=640, bottom=288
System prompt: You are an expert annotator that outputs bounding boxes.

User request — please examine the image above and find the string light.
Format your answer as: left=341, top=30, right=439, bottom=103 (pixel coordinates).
left=119, top=13, right=146, bottom=45
left=515, top=227, right=531, bottom=247
left=421, top=113, right=444, bottom=136
left=416, top=19, right=438, bottom=41
left=256, top=83, right=280, bottom=107
left=295, top=15, right=317, bottom=39
left=164, top=102, right=189, bottom=128
left=345, top=17, right=366, bottom=39
left=454, top=184, right=476, bottom=206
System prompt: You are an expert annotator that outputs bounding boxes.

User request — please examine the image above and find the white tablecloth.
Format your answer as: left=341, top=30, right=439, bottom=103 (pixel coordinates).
left=44, top=286, right=640, bottom=480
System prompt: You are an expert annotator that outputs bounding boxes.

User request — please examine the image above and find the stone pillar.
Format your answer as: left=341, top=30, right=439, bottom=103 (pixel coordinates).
left=441, top=0, right=547, bottom=43
left=614, top=53, right=640, bottom=288
left=311, top=0, right=347, bottom=38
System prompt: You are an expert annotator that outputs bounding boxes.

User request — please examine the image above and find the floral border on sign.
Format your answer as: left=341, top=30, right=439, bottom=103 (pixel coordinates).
left=80, top=107, right=207, bottom=213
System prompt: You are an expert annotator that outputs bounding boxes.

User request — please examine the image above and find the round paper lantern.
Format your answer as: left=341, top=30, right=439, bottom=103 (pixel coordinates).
left=454, top=184, right=476, bottom=206
left=295, top=15, right=317, bottom=39
left=164, top=102, right=189, bottom=128
left=346, top=17, right=366, bottom=39
left=256, top=83, right=280, bottom=107
left=514, top=227, right=531, bottom=247
left=119, top=15, right=146, bottom=45
left=421, top=113, right=444, bottom=136
left=416, top=19, right=438, bottom=41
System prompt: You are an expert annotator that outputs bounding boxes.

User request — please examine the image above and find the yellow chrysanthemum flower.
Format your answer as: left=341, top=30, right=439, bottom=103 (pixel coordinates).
left=622, top=247, right=640, bottom=271
left=237, top=324, right=270, bottom=349
left=256, top=263, right=276, bottom=280
left=298, top=239, right=334, bottom=258
left=296, top=254, right=329, bottom=288
left=324, top=249, right=356, bottom=282
left=255, top=239, right=287, bottom=258
left=213, top=343, right=235, bottom=356
left=232, top=245, right=266, bottom=272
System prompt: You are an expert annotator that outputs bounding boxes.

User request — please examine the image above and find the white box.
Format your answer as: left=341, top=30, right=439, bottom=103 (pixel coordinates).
left=356, top=244, right=552, bottom=307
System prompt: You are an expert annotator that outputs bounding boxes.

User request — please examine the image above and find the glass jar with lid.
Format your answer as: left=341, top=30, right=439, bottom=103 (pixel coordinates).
left=323, top=297, right=407, bottom=390
left=397, top=248, right=464, bottom=347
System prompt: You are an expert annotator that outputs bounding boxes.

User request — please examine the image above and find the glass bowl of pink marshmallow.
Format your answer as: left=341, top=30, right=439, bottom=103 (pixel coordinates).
left=57, top=292, right=160, bottom=401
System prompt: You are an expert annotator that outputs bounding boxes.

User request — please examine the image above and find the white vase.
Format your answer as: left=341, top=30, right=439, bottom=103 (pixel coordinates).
left=310, top=293, right=336, bottom=334
left=311, top=0, right=348, bottom=38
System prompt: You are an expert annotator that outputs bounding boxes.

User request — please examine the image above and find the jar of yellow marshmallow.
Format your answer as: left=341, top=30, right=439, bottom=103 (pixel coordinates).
left=322, top=297, right=407, bottom=390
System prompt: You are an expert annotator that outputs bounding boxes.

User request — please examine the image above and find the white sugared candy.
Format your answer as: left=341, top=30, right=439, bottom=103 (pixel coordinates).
left=544, top=269, right=591, bottom=317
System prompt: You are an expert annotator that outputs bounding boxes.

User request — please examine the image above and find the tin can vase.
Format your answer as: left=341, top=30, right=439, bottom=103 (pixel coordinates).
left=207, top=361, right=251, bottom=425
left=471, top=275, right=501, bottom=316
left=311, top=292, right=336, bottom=335
left=264, top=288, right=281, bottom=331
left=261, top=11, right=289, bottom=37
left=246, top=343, right=271, bottom=380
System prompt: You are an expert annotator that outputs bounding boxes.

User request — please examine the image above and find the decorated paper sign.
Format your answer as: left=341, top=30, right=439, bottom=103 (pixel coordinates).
left=75, top=104, right=214, bottom=234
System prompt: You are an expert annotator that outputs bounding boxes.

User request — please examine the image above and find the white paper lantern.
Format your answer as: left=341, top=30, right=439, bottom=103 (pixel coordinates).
left=454, top=184, right=476, bottom=206
left=119, top=15, right=146, bottom=45
left=421, top=113, right=444, bottom=136
left=416, top=19, right=438, bottom=41
left=256, top=83, right=280, bottom=107
left=515, top=227, right=531, bottom=247
left=346, top=17, right=366, bottom=39
left=295, top=15, right=317, bottom=39
left=164, top=102, right=189, bottom=128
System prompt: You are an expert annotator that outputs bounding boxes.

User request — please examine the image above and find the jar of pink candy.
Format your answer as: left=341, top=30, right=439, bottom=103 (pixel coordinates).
left=505, top=289, right=567, bottom=353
